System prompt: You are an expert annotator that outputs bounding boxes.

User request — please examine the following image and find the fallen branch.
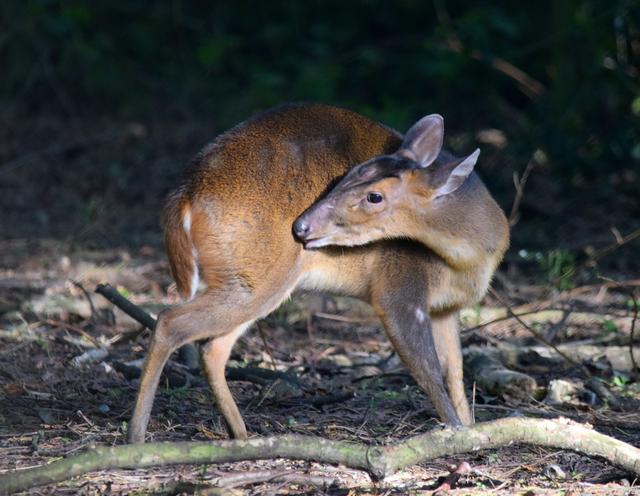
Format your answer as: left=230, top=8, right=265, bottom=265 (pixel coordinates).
left=500, top=343, right=640, bottom=374
left=463, top=279, right=640, bottom=330
left=165, top=470, right=340, bottom=494
left=612, top=282, right=639, bottom=381
left=94, top=283, right=302, bottom=388
left=488, top=288, right=590, bottom=374
left=464, top=346, right=537, bottom=399
left=94, top=283, right=156, bottom=330
left=94, top=283, right=201, bottom=374
left=213, top=469, right=339, bottom=490
left=1, top=417, right=639, bottom=493
left=586, top=378, right=622, bottom=411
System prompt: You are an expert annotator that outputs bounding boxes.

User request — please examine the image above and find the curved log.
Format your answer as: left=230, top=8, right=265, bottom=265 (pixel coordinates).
left=1, top=418, right=639, bottom=494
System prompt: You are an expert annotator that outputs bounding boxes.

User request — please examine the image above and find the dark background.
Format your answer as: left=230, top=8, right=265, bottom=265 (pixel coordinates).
left=1, top=5, right=640, bottom=492
left=1, top=0, right=639, bottom=283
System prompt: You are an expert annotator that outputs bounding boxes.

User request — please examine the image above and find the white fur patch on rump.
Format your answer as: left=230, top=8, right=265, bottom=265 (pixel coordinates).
left=182, top=207, right=200, bottom=300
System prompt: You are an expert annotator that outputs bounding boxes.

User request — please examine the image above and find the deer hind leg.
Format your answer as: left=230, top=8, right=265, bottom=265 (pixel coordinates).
left=200, top=324, right=253, bottom=439
left=127, top=291, right=258, bottom=443
left=432, top=311, right=473, bottom=425
left=371, top=267, right=461, bottom=427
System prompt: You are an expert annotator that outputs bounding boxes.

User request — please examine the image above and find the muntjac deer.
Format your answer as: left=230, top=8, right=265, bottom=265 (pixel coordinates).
left=128, top=103, right=509, bottom=443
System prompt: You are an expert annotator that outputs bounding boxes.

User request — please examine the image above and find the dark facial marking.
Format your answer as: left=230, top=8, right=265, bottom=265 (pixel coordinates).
left=343, top=155, right=415, bottom=189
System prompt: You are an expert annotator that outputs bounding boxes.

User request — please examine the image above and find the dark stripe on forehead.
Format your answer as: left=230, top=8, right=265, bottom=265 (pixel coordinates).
left=362, top=156, right=419, bottom=178
left=339, top=155, right=420, bottom=189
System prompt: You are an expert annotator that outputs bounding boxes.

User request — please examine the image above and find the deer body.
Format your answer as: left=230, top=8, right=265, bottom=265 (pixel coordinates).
left=128, top=103, right=508, bottom=443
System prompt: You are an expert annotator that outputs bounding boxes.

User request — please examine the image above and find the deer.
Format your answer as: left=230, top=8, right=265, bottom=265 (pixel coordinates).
left=127, top=103, right=509, bottom=444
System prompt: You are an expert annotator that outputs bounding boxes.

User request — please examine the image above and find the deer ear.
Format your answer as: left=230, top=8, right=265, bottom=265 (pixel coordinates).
left=398, top=114, right=444, bottom=167
left=434, top=149, right=480, bottom=198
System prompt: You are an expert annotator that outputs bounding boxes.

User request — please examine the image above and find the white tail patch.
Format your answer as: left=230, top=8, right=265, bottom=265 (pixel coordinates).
left=182, top=207, right=200, bottom=300
left=183, top=209, right=192, bottom=233
left=189, top=256, right=200, bottom=300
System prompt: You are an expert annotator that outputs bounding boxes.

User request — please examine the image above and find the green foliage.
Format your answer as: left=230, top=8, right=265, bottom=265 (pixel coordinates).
left=611, top=374, right=630, bottom=387
left=518, top=248, right=577, bottom=289
left=116, top=286, right=130, bottom=299
left=540, top=249, right=577, bottom=290
left=602, top=318, right=619, bottom=333
left=1, top=0, right=639, bottom=191
left=164, top=384, right=191, bottom=401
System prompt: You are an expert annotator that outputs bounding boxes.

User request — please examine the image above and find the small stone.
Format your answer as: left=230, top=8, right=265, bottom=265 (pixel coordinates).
left=352, top=366, right=382, bottom=380
left=544, top=379, right=578, bottom=405
left=330, top=354, right=353, bottom=367
left=543, top=464, right=566, bottom=480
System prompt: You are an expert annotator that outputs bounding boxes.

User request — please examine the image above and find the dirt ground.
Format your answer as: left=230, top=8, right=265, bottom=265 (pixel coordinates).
left=1, top=111, right=639, bottom=494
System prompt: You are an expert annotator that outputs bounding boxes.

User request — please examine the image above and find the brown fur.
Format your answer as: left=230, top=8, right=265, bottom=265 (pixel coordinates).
left=128, top=103, right=503, bottom=443
left=163, top=190, right=194, bottom=299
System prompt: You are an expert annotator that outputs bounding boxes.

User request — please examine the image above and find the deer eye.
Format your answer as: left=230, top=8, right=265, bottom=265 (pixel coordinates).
left=367, top=192, right=384, bottom=204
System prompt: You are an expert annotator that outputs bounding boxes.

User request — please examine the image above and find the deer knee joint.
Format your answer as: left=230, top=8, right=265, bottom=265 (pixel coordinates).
left=152, top=309, right=180, bottom=348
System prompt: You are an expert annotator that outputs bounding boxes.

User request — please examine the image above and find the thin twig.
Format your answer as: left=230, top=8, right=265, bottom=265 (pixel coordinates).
left=508, top=158, right=536, bottom=227
left=464, top=280, right=640, bottom=336
left=503, top=278, right=640, bottom=317
left=586, top=227, right=640, bottom=268
left=488, top=288, right=590, bottom=375
left=432, top=0, right=545, bottom=97
left=544, top=307, right=572, bottom=342
left=433, top=462, right=472, bottom=492
left=554, top=227, right=640, bottom=286
left=43, top=319, right=102, bottom=349
left=308, top=391, right=355, bottom=408
left=463, top=306, right=632, bottom=338
left=466, top=281, right=640, bottom=336
left=314, top=312, right=378, bottom=324
left=471, top=381, right=476, bottom=424
left=106, top=326, right=146, bottom=346
left=629, top=290, right=639, bottom=381
left=600, top=278, right=640, bottom=381
left=247, top=379, right=283, bottom=410
left=256, top=321, right=277, bottom=371
left=0, top=131, right=121, bottom=176
left=76, top=410, right=95, bottom=429
left=70, top=280, right=98, bottom=321
left=462, top=307, right=564, bottom=334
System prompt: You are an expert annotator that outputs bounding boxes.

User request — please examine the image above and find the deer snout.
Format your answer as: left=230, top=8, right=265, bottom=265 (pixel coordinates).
left=294, top=204, right=337, bottom=248
left=293, top=216, right=311, bottom=240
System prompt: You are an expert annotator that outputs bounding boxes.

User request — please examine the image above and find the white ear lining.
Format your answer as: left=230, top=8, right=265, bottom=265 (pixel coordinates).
left=451, top=148, right=480, bottom=177
left=434, top=148, right=480, bottom=198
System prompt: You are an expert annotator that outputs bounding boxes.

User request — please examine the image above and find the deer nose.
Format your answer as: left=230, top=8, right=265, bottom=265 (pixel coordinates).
left=293, top=217, right=311, bottom=239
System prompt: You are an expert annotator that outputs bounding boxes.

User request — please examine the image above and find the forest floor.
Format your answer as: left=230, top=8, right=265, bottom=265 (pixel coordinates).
left=1, top=111, right=639, bottom=494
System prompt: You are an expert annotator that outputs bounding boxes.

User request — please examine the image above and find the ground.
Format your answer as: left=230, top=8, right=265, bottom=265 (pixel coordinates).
left=0, top=111, right=639, bottom=494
